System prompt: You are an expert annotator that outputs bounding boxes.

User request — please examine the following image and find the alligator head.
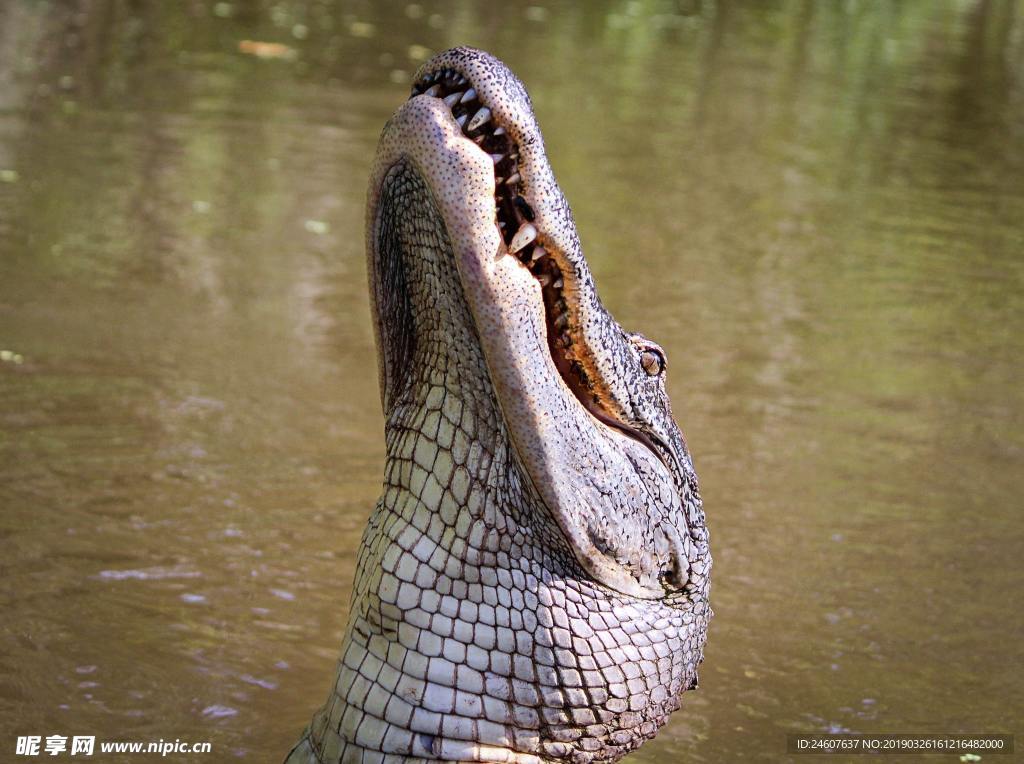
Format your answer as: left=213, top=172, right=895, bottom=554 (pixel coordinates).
left=289, top=47, right=710, bottom=764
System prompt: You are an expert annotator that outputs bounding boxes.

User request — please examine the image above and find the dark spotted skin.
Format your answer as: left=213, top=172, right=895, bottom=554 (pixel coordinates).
left=287, top=49, right=710, bottom=764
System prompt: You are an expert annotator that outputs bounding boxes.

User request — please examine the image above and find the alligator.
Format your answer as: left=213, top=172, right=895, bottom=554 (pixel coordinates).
left=287, top=47, right=711, bottom=764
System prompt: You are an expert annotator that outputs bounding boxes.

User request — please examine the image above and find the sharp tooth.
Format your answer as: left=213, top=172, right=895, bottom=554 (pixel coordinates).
left=489, top=153, right=505, bottom=165
left=456, top=113, right=468, bottom=129
left=509, top=222, right=537, bottom=253
left=554, top=313, right=569, bottom=330
left=553, top=277, right=563, bottom=288
left=514, top=195, right=534, bottom=221
left=493, top=126, right=506, bottom=136
left=424, top=84, right=441, bottom=97
left=494, top=176, right=504, bottom=185
left=531, top=246, right=547, bottom=261
left=505, top=173, right=521, bottom=186
left=560, top=333, right=572, bottom=348
left=537, top=272, right=552, bottom=286
left=473, top=134, right=486, bottom=144
left=454, top=75, right=467, bottom=86
left=467, top=106, right=491, bottom=131
left=443, top=92, right=463, bottom=107
left=460, top=88, right=477, bottom=104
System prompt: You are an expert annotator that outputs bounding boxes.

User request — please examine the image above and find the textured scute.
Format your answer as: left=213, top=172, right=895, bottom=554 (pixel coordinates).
left=291, top=47, right=710, bottom=764
left=296, top=163, right=707, bottom=764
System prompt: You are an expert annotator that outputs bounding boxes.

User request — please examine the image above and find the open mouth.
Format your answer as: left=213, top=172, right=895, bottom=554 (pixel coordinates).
left=412, top=68, right=675, bottom=474
left=411, top=69, right=598, bottom=419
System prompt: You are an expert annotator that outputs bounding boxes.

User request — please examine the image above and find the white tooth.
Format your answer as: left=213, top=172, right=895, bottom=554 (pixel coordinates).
left=531, top=246, right=547, bottom=261
left=467, top=106, right=491, bottom=131
left=424, top=84, right=441, bottom=97
left=489, top=153, right=505, bottom=165
left=509, top=222, right=538, bottom=253
left=460, top=88, right=477, bottom=104
left=444, top=92, right=463, bottom=107
left=553, top=277, right=563, bottom=288
left=505, top=172, right=521, bottom=186
left=454, top=74, right=467, bottom=85
left=493, top=126, right=506, bottom=136
left=554, top=312, right=569, bottom=330
left=537, top=272, right=551, bottom=286
left=456, top=113, right=468, bottom=128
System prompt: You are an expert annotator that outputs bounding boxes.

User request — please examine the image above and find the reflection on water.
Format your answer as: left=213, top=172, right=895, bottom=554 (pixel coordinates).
left=1, top=1, right=1022, bottom=760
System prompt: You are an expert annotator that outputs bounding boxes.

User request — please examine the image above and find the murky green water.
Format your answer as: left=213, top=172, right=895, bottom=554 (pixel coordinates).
left=2, top=1, right=1022, bottom=761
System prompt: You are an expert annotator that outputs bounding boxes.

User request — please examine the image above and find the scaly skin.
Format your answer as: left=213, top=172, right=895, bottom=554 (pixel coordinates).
left=288, top=48, right=711, bottom=764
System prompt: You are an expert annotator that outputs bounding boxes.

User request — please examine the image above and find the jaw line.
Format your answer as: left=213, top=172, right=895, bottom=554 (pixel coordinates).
left=368, top=95, right=664, bottom=599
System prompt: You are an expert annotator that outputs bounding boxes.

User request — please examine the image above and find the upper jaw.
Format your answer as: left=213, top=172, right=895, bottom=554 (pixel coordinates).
left=369, top=51, right=698, bottom=600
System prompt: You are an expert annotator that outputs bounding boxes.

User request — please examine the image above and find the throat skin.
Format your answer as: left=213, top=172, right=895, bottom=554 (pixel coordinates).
left=288, top=51, right=711, bottom=764
left=291, top=152, right=706, bottom=764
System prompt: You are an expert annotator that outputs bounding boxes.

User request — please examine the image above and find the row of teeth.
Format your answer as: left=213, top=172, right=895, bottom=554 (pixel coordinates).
left=412, top=69, right=576, bottom=356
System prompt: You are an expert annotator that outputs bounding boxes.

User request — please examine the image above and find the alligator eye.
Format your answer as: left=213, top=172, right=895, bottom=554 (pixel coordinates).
left=640, top=349, right=665, bottom=376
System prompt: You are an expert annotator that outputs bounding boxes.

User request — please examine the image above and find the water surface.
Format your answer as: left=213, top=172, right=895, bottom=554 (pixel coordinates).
left=1, top=1, right=1022, bottom=761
